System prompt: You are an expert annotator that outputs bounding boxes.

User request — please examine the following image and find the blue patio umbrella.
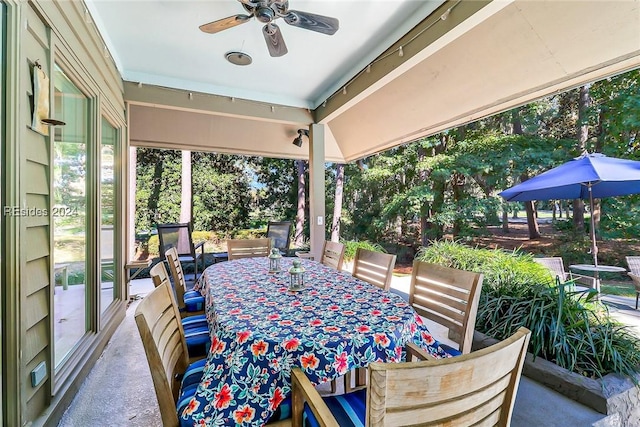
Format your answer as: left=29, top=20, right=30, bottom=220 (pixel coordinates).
left=499, top=153, right=640, bottom=266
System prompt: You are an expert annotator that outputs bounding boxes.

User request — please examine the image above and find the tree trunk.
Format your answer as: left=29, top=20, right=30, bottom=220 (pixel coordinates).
left=501, top=207, right=509, bottom=232
left=330, top=164, right=344, bottom=242
left=294, top=160, right=306, bottom=247
left=148, top=156, right=163, bottom=224
left=525, top=201, right=541, bottom=239
left=431, top=181, right=446, bottom=240
left=451, top=173, right=465, bottom=237
left=574, top=84, right=591, bottom=232
left=180, top=150, right=192, bottom=223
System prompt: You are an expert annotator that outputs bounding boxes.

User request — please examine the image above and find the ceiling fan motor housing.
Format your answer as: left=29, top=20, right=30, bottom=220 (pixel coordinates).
left=256, top=6, right=275, bottom=23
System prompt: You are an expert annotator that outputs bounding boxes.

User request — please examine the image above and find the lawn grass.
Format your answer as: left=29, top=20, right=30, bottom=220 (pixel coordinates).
left=600, top=281, right=637, bottom=298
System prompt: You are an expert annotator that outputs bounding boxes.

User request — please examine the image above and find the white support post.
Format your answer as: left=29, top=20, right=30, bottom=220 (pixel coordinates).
left=308, top=124, right=326, bottom=260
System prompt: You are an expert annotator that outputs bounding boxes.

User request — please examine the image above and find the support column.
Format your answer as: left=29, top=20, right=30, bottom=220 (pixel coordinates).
left=127, top=146, right=137, bottom=264
left=308, top=124, right=326, bottom=260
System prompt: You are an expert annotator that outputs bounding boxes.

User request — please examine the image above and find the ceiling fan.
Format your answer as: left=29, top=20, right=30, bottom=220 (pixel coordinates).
left=199, top=0, right=339, bottom=57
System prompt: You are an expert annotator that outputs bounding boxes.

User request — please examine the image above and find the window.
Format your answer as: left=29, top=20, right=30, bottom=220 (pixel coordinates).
left=100, top=117, right=117, bottom=313
left=52, top=64, right=89, bottom=367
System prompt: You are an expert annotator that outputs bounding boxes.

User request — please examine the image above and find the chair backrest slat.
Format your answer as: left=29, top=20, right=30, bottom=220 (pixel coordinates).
left=150, top=261, right=171, bottom=288
left=227, top=238, right=271, bottom=260
left=409, top=261, right=483, bottom=354
left=165, top=247, right=188, bottom=310
left=134, top=281, right=189, bottom=427
left=320, top=241, right=345, bottom=270
left=626, top=256, right=640, bottom=275
left=534, top=257, right=568, bottom=282
left=367, top=327, right=531, bottom=427
left=352, top=248, right=396, bottom=291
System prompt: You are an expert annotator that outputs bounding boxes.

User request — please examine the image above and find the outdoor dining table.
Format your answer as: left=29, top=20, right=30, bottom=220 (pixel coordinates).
left=182, top=257, right=450, bottom=426
left=569, top=263, right=627, bottom=294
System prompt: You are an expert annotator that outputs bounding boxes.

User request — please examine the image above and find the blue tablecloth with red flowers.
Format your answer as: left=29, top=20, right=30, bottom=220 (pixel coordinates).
left=182, top=257, right=449, bottom=426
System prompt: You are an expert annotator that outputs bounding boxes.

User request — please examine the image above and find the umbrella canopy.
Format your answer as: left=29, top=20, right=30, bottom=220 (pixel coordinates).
left=499, top=153, right=640, bottom=202
left=499, top=153, right=640, bottom=267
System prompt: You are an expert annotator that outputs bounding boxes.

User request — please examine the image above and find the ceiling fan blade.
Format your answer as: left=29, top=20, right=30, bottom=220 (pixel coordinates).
left=284, top=10, right=339, bottom=35
left=263, top=23, right=288, bottom=57
left=199, top=14, right=251, bottom=34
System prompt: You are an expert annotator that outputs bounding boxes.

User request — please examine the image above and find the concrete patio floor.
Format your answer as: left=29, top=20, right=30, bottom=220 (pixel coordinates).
left=57, top=273, right=636, bottom=426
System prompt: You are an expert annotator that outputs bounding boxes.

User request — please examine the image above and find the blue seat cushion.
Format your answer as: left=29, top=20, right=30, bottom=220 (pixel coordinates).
left=183, top=291, right=204, bottom=312
left=303, top=388, right=366, bottom=427
left=269, top=395, right=291, bottom=423
left=440, top=343, right=462, bottom=357
left=184, top=324, right=210, bottom=358
left=177, top=358, right=207, bottom=427
left=181, top=314, right=207, bottom=331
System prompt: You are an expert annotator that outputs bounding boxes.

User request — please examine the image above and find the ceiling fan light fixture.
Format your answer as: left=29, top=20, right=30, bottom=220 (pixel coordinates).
left=225, top=51, right=252, bottom=66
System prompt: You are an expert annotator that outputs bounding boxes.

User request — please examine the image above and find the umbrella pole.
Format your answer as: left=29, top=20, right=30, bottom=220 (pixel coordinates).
left=588, top=184, right=600, bottom=295
left=588, top=184, right=598, bottom=267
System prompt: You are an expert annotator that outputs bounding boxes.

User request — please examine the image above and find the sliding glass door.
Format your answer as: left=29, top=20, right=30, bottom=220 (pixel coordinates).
left=52, top=65, right=88, bottom=367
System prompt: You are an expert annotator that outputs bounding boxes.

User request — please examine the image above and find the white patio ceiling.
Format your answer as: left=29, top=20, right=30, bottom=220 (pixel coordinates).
left=88, top=0, right=640, bottom=162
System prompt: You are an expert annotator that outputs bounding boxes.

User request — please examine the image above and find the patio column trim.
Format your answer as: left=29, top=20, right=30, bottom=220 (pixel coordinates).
left=3, top=1, right=22, bottom=425
left=308, top=124, right=326, bottom=260
left=127, top=144, right=136, bottom=298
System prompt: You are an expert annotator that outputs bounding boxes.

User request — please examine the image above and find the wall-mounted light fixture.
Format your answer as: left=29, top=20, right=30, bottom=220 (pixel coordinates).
left=292, top=129, right=309, bottom=147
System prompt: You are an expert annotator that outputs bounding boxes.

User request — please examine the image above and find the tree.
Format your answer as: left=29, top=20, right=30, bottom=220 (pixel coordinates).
left=191, top=152, right=253, bottom=232
left=330, top=164, right=344, bottom=242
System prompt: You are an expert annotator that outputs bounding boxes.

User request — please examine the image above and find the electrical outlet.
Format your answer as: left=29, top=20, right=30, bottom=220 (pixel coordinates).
left=31, top=361, right=47, bottom=387
left=317, top=216, right=324, bottom=226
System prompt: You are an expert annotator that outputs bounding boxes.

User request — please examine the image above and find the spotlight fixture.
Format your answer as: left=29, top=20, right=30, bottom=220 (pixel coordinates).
left=292, top=129, right=308, bottom=147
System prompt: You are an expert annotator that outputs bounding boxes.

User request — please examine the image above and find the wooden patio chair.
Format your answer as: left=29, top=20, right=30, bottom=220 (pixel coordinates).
left=134, top=281, right=208, bottom=427
left=157, top=222, right=205, bottom=280
left=292, top=327, right=531, bottom=427
left=534, top=257, right=596, bottom=288
left=226, top=238, right=271, bottom=260
left=352, top=248, right=396, bottom=291
left=409, top=261, right=483, bottom=356
left=320, top=241, right=345, bottom=271
left=341, top=248, right=396, bottom=392
left=165, top=247, right=205, bottom=317
left=149, top=261, right=170, bottom=288
left=625, top=256, right=640, bottom=309
left=148, top=259, right=209, bottom=359
left=267, top=220, right=293, bottom=256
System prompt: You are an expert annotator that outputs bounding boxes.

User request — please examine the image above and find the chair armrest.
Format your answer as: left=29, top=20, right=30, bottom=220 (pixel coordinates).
left=291, top=368, right=339, bottom=427
left=567, top=272, right=596, bottom=287
left=628, top=273, right=640, bottom=290
left=406, top=342, right=437, bottom=361
left=194, top=241, right=205, bottom=253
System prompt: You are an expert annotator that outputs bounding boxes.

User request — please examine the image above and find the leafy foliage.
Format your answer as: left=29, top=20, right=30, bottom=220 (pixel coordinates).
left=417, top=240, right=640, bottom=380
left=341, top=240, right=386, bottom=262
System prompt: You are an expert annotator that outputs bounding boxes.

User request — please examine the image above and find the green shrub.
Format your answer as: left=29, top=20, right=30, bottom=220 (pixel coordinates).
left=416, top=239, right=552, bottom=296
left=341, top=240, right=386, bottom=262
left=233, top=227, right=266, bottom=239
left=147, top=235, right=160, bottom=257
left=416, top=239, right=640, bottom=381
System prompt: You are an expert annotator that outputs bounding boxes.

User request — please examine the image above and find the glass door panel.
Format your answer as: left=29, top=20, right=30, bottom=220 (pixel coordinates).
left=52, top=65, right=88, bottom=367
left=100, top=117, right=117, bottom=313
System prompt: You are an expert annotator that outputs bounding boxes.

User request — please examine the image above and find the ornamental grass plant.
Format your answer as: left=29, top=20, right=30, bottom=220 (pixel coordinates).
left=416, top=240, right=640, bottom=381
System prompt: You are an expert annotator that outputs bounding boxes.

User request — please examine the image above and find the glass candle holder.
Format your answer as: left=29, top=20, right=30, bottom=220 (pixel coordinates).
left=288, top=260, right=305, bottom=290
left=268, top=248, right=282, bottom=273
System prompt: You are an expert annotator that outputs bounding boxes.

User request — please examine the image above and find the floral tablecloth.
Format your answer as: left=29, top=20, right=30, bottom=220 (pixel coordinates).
left=182, top=257, right=448, bottom=426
